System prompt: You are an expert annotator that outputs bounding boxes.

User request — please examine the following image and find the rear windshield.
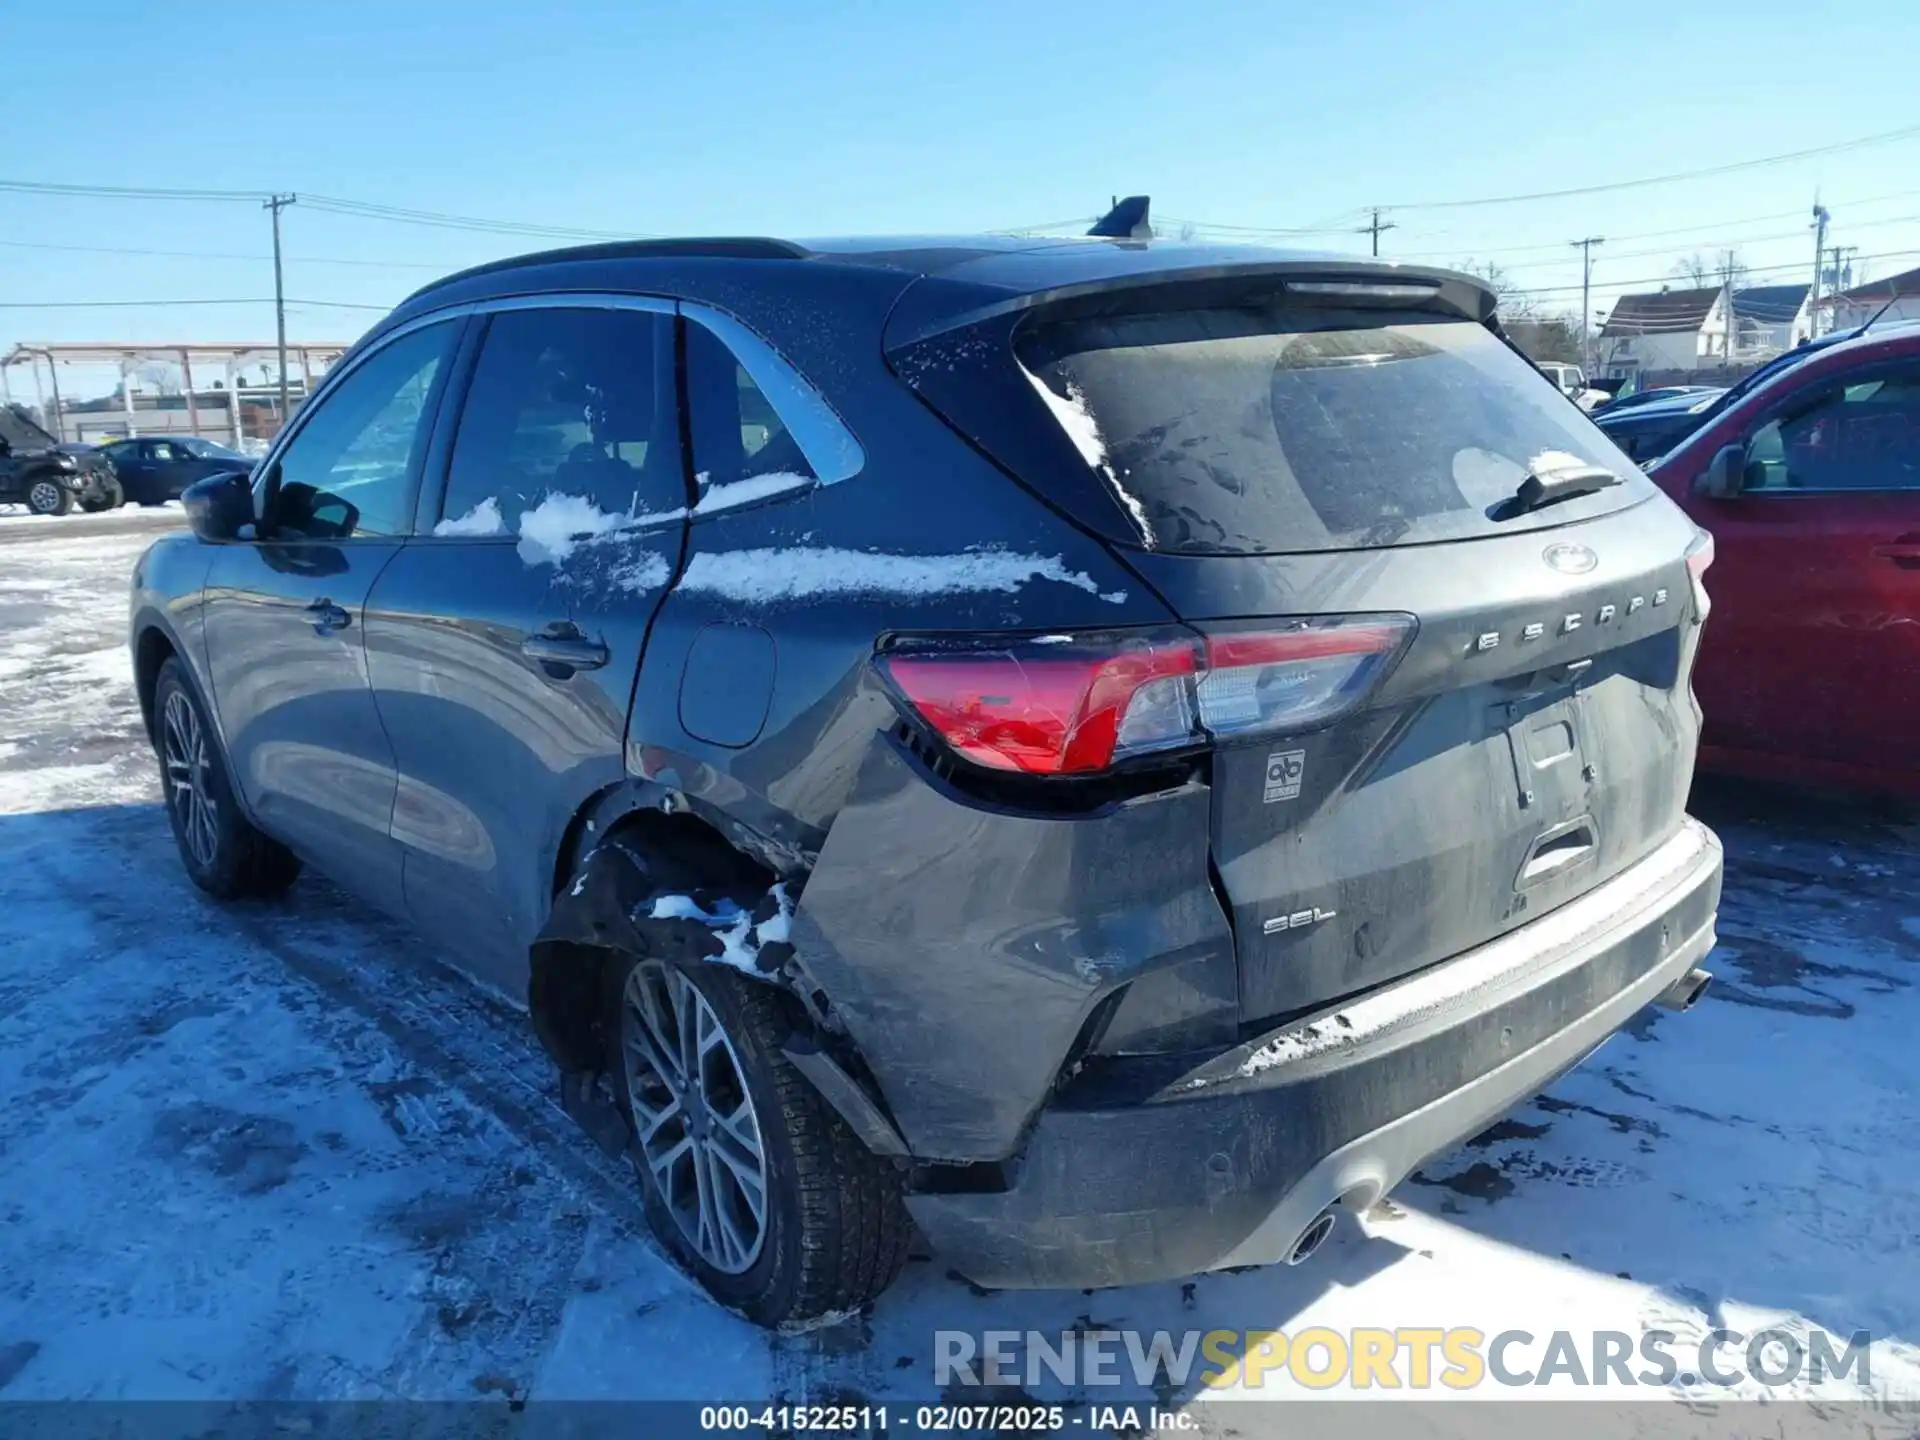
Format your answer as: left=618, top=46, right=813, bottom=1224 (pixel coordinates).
left=1014, top=308, right=1650, bottom=555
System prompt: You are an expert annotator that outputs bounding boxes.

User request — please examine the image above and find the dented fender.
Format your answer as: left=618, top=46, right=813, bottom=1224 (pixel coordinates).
left=528, top=839, right=910, bottom=1159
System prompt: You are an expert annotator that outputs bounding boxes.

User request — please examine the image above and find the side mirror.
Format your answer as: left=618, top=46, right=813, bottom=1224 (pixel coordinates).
left=182, top=470, right=255, bottom=542
left=1694, top=444, right=1746, bottom=499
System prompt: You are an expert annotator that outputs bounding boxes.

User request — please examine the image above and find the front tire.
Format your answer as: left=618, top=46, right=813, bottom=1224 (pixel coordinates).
left=612, top=955, right=911, bottom=1326
left=153, top=658, right=302, bottom=899
left=79, top=478, right=124, bottom=513
left=26, top=478, right=71, bottom=516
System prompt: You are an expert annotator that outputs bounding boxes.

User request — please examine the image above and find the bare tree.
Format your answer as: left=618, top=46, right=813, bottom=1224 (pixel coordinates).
left=1671, top=253, right=1714, bottom=288
left=132, top=361, right=181, bottom=397
left=1672, top=249, right=1750, bottom=291
left=1455, top=259, right=1538, bottom=318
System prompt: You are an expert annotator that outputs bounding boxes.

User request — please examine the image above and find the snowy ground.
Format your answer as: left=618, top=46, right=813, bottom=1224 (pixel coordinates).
left=2, top=519, right=1918, bottom=1429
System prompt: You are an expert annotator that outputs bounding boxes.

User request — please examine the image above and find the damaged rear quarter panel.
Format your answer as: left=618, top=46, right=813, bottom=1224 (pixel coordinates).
left=790, top=736, right=1235, bottom=1163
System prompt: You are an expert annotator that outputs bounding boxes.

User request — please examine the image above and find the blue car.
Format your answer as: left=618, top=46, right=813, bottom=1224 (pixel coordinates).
left=1593, top=387, right=1727, bottom=464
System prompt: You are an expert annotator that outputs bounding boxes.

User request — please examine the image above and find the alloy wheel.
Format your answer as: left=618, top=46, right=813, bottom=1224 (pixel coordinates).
left=28, top=481, right=62, bottom=513
left=162, top=689, right=219, bottom=869
left=620, top=959, right=769, bottom=1274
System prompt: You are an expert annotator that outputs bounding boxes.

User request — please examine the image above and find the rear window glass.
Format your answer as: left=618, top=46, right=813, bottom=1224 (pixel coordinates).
left=1015, top=309, right=1649, bottom=555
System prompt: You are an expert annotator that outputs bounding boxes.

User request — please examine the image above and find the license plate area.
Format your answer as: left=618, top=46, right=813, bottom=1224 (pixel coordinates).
left=1500, top=693, right=1590, bottom=818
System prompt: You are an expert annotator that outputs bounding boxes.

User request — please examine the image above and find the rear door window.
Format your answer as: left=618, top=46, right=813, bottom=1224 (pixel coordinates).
left=1011, top=308, right=1652, bottom=555
left=684, top=320, right=817, bottom=511
left=436, top=306, right=682, bottom=535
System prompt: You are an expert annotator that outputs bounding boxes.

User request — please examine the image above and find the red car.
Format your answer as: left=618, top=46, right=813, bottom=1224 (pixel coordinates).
left=1649, top=323, right=1920, bottom=796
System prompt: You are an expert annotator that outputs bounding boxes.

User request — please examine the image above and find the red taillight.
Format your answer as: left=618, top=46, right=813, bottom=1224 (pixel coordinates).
left=881, top=635, right=1200, bottom=775
left=1684, top=530, right=1714, bottom=621
left=879, top=616, right=1415, bottom=777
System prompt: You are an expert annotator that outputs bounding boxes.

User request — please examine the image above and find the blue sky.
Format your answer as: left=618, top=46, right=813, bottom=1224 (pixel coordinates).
left=4, top=0, right=1918, bottom=398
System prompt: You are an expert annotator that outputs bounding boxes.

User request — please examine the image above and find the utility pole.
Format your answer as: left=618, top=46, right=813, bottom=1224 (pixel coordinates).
left=1830, top=245, right=1858, bottom=296
left=264, top=193, right=297, bottom=427
left=42, top=351, right=64, bottom=445
left=1571, top=237, right=1605, bottom=374
left=1810, top=201, right=1830, bottom=338
left=1360, top=207, right=1397, bottom=257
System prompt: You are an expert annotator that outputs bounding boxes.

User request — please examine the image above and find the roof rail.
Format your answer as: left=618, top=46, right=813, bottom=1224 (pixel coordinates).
left=403, top=237, right=810, bottom=303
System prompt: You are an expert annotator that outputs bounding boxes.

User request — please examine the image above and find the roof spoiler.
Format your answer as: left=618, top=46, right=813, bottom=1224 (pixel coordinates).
left=1088, top=196, right=1152, bottom=239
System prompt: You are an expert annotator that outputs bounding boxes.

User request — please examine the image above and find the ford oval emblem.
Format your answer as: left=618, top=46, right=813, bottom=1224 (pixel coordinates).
left=1543, top=542, right=1598, bottom=575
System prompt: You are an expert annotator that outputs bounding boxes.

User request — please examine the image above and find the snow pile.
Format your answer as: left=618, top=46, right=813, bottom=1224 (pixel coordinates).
left=692, top=472, right=811, bottom=516
left=1025, top=369, right=1109, bottom=475
left=1528, top=448, right=1599, bottom=477
left=1235, top=1020, right=1353, bottom=1078
left=603, top=549, right=669, bottom=595
left=1022, top=366, right=1157, bottom=547
left=516, top=494, right=635, bottom=566
left=647, top=882, right=794, bottom=978
left=432, top=497, right=507, bottom=537
left=679, top=546, right=1126, bottom=605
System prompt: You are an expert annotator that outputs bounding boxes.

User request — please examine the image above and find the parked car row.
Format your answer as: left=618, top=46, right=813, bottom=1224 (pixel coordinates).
left=0, top=432, right=255, bottom=515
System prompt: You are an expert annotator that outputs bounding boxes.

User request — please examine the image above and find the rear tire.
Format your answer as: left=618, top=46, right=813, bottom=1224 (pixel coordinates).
left=26, top=479, right=71, bottom=516
left=153, top=658, right=302, bottom=900
left=610, top=953, right=911, bottom=1327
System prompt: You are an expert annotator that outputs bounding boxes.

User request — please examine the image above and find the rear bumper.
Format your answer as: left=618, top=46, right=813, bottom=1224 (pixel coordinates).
left=907, top=817, right=1722, bottom=1290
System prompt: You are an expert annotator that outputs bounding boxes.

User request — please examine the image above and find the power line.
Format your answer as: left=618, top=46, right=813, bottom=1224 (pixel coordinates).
left=0, top=296, right=389, bottom=310
left=299, top=193, right=640, bottom=241
left=1450, top=209, right=1920, bottom=276
left=0, top=179, right=272, bottom=202
left=1377, top=123, right=1920, bottom=212
left=0, top=237, right=446, bottom=269
left=1388, top=189, right=1920, bottom=259
left=1511, top=243, right=1920, bottom=298
left=0, top=175, right=644, bottom=243
left=0, top=298, right=276, bottom=309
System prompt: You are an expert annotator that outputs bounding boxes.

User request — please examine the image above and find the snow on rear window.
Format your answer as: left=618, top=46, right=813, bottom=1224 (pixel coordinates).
left=1016, top=310, right=1648, bottom=555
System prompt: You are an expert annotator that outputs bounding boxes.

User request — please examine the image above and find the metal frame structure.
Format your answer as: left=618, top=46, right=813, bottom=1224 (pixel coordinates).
left=0, top=340, right=353, bottom=445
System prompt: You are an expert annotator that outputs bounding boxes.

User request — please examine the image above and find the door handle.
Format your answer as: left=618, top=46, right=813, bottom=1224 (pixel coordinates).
left=522, top=628, right=610, bottom=673
left=305, top=599, right=351, bottom=635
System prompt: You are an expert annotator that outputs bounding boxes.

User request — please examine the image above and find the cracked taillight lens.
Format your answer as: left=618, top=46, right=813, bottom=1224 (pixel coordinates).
left=879, top=616, right=1414, bottom=776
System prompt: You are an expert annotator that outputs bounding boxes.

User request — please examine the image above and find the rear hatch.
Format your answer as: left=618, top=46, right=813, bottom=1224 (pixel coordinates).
left=887, top=264, right=1710, bottom=1026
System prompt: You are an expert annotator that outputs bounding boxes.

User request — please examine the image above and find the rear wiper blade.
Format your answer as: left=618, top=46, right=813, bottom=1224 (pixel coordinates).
left=1494, top=459, right=1620, bottom=519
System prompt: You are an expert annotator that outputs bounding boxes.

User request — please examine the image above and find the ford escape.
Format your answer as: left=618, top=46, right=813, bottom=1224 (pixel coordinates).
left=129, top=235, right=1723, bottom=1325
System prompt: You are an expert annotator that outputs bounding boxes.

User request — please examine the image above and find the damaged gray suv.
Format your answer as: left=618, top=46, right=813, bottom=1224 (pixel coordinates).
left=130, top=233, right=1723, bottom=1325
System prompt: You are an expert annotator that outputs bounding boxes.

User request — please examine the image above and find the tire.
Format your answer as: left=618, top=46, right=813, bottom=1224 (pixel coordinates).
left=153, top=658, right=302, bottom=900
left=26, top=478, right=72, bottom=516
left=610, top=953, right=911, bottom=1326
left=79, top=478, right=124, bottom=513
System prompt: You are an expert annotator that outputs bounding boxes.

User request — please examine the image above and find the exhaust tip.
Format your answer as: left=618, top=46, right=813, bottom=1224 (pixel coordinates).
left=1656, top=967, right=1713, bottom=1012
left=1287, top=1209, right=1338, bottom=1266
